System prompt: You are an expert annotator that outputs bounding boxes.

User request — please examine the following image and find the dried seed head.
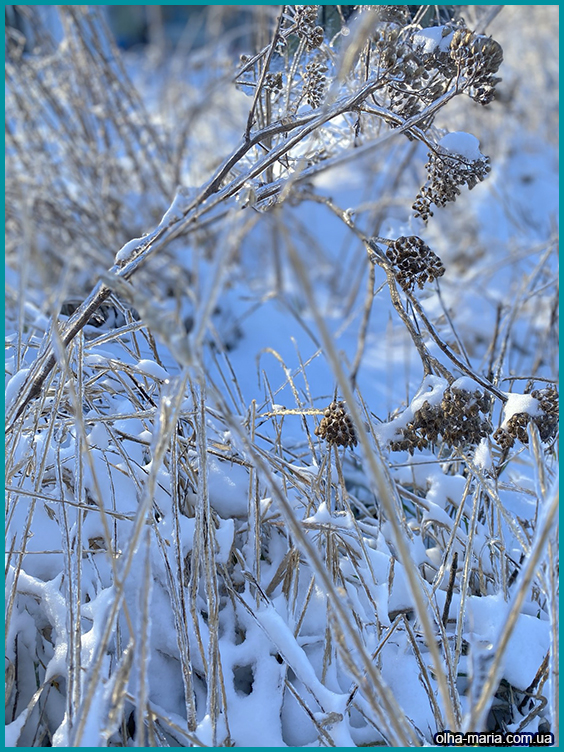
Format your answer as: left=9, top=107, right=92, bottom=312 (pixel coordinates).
left=389, top=384, right=492, bottom=454
left=294, top=5, right=319, bottom=29
left=374, top=5, right=410, bottom=25
left=413, top=146, right=491, bottom=223
left=495, top=385, right=559, bottom=449
left=307, top=25, right=324, bottom=51
left=450, top=28, right=503, bottom=105
left=532, top=385, right=559, bottom=443
left=294, top=6, right=324, bottom=50
left=386, top=236, right=445, bottom=291
left=315, top=400, right=358, bottom=448
left=304, top=60, right=326, bottom=108
left=264, top=72, right=283, bottom=91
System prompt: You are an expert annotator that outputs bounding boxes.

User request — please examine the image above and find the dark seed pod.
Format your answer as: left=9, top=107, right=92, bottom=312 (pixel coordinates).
left=494, top=385, right=559, bottom=448
left=413, top=145, right=491, bottom=224
left=315, top=400, right=358, bottom=448
left=388, top=383, right=493, bottom=453
left=386, top=236, right=445, bottom=291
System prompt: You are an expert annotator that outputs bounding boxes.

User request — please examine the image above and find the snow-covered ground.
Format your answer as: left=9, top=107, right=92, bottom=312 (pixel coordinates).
left=5, top=6, right=558, bottom=747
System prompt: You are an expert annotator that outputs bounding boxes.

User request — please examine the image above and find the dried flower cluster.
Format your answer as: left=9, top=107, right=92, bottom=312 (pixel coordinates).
left=303, top=61, right=326, bottom=108
left=370, top=15, right=502, bottom=129
left=386, top=236, right=445, bottom=291
left=413, top=146, right=491, bottom=222
left=450, top=28, right=504, bottom=105
left=315, top=400, right=358, bottom=448
left=362, top=14, right=502, bottom=220
left=533, top=385, right=560, bottom=442
left=494, top=385, right=559, bottom=450
left=390, top=384, right=492, bottom=454
left=374, top=22, right=454, bottom=127
left=294, top=5, right=324, bottom=51
left=265, top=72, right=283, bottom=91
left=373, top=5, right=410, bottom=25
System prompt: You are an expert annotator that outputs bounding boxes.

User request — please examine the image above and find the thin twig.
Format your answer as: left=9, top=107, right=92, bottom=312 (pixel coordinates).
left=244, top=7, right=285, bottom=140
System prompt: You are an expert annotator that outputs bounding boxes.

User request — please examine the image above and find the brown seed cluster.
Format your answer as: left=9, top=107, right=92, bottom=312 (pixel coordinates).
left=265, top=72, right=283, bottom=92
left=450, top=28, right=503, bottom=106
left=371, top=16, right=504, bottom=134
left=494, top=385, right=559, bottom=450
left=294, top=6, right=324, bottom=51
left=372, top=5, right=410, bottom=25
left=534, top=385, right=559, bottom=442
left=374, top=22, right=454, bottom=128
left=304, top=61, right=326, bottom=109
left=386, top=236, right=445, bottom=291
left=413, top=146, right=491, bottom=223
left=315, top=401, right=358, bottom=448
left=390, top=385, right=492, bottom=454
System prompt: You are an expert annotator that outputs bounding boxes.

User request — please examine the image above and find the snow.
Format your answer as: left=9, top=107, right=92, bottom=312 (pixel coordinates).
left=473, top=438, right=492, bottom=470
left=5, top=367, right=29, bottom=409
left=426, top=473, right=468, bottom=511
left=157, top=187, right=195, bottom=228
left=465, top=594, right=551, bottom=690
left=254, top=598, right=349, bottom=715
left=214, top=517, right=235, bottom=565
left=439, top=131, right=483, bottom=160
left=5, top=710, right=32, bottom=748
left=114, top=236, right=145, bottom=264
left=132, top=359, right=171, bottom=381
left=5, top=5, right=557, bottom=747
left=451, top=376, right=482, bottom=393
left=501, top=392, right=541, bottom=426
left=207, top=455, right=250, bottom=518
left=412, top=26, right=453, bottom=54
left=303, top=501, right=353, bottom=528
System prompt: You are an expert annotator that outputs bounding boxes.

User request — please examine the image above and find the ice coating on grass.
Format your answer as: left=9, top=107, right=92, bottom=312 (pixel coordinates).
left=114, top=236, right=144, bottom=264
left=439, top=131, right=483, bottom=160
left=157, top=187, right=195, bottom=227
